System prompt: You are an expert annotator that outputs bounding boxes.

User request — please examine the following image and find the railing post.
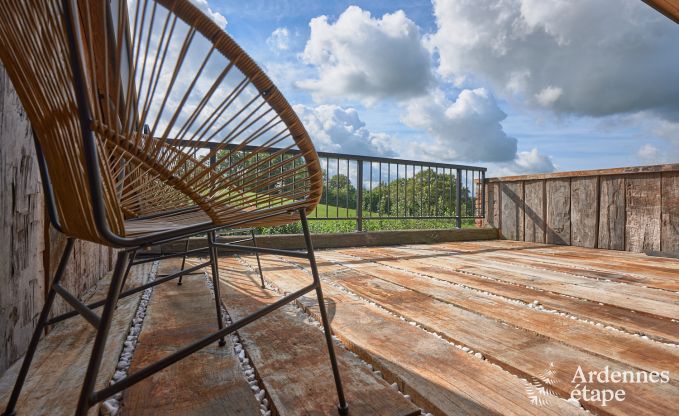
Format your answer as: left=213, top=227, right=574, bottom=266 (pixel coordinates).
left=455, top=168, right=462, bottom=228
left=356, top=161, right=363, bottom=232
left=481, top=170, right=486, bottom=220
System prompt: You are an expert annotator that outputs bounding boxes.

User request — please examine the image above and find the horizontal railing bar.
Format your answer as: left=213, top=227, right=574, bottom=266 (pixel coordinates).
left=92, top=282, right=318, bottom=403
left=169, top=139, right=486, bottom=172
left=52, top=284, right=101, bottom=328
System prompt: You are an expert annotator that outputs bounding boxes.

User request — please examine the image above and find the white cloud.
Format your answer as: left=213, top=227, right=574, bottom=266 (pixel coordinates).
left=190, top=0, right=227, bottom=29
left=293, top=104, right=396, bottom=156
left=534, top=86, right=562, bottom=107
left=429, top=0, right=679, bottom=119
left=491, top=148, right=556, bottom=176
left=402, top=88, right=517, bottom=162
left=297, top=6, right=432, bottom=104
left=637, top=144, right=660, bottom=162
left=267, top=27, right=290, bottom=51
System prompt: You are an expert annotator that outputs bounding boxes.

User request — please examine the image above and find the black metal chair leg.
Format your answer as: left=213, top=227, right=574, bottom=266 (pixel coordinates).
left=2, top=239, right=75, bottom=416
left=207, top=232, right=226, bottom=347
left=178, top=238, right=190, bottom=285
left=250, top=229, right=265, bottom=288
left=300, top=209, right=349, bottom=415
left=75, top=250, right=131, bottom=416
left=119, top=249, right=136, bottom=292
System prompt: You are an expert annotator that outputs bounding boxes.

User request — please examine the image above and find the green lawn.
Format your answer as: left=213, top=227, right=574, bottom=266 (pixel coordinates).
left=257, top=202, right=477, bottom=235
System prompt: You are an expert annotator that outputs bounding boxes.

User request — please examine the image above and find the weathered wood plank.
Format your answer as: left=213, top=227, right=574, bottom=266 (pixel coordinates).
left=485, top=181, right=500, bottom=229
left=500, top=182, right=524, bottom=240
left=278, top=252, right=679, bottom=416
left=570, top=177, right=598, bottom=248
left=661, top=171, right=679, bottom=254
left=206, top=259, right=421, bottom=416
left=523, top=180, right=545, bottom=243
left=345, top=245, right=679, bottom=320
left=319, top=250, right=679, bottom=380
left=625, top=174, right=662, bottom=252
left=0, top=263, right=152, bottom=415
left=546, top=178, right=571, bottom=244
left=487, top=163, right=679, bottom=182
left=238, top=255, right=586, bottom=416
left=0, top=63, right=45, bottom=376
left=336, top=243, right=679, bottom=343
left=122, top=263, right=260, bottom=416
left=598, top=176, right=626, bottom=250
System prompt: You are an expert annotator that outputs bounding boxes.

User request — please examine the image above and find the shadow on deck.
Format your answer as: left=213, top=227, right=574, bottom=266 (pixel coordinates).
left=2, top=240, right=678, bottom=415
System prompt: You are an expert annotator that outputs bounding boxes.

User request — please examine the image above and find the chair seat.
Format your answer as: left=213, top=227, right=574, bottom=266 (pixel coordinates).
left=124, top=205, right=302, bottom=237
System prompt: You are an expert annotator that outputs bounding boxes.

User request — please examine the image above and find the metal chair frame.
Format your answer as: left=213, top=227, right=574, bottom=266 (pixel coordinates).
left=1, top=0, right=347, bottom=414
left=2, top=140, right=345, bottom=415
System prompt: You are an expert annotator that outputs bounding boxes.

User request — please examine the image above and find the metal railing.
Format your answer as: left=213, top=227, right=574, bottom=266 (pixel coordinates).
left=177, top=140, right=486, bottom=231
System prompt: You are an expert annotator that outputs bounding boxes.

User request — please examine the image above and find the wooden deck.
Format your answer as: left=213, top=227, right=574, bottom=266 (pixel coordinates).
left=1, top=240, right=678, bottom=415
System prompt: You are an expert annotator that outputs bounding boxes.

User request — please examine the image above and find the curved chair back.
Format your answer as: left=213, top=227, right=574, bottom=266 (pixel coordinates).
left=0, top=0, right=323, bottom=246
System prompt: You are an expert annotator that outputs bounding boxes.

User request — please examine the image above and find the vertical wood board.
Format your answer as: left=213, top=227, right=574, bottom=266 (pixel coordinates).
left=661, top=172, right=679, bottom=254
left=523, top=180, right=545, bottom=243
left=500, top=182, right=524, bottom=241
left=598, top=176, right=625, bottom=250
left=625, top=174, right=661, bottom=252
left=546, top=179, right=571, bottom=245
left=571, top=177, right=598, bottom=248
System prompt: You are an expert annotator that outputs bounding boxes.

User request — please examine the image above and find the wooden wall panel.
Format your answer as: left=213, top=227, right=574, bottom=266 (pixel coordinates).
left=485, top=182, right=500, bottom=229
left=545, top=179, right=571, bottom=245
left=0, top=65, right=113, bottom=376
left=0, top=65, right=45, bottom=375
left=598, top=176, right=625, bottom=250
left=523, top=180, right=545, bottom=243
left=570, top=177, right=598, bottom=248
left=500, top=182, right=524, bottom=240
left=661, top=172, right=679, bottom=254
left=625, top=174, right=661, bottom=252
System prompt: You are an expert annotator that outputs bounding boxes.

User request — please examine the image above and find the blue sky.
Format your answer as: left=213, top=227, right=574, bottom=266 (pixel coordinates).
left=196, top=0, right=679, bottom=176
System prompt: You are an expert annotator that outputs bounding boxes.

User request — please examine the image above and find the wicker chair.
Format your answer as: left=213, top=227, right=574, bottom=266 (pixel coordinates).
left=0, top=1, right=347, bottom=415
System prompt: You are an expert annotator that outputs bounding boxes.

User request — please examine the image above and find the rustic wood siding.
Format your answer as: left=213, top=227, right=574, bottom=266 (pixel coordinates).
left=0, top=65, right=113, bottom=376
left=571, top=177, right=598, bottom=248
left=545, top=179, right=571, bottom=245
left=523, top=180, right=545, bottom=243
left=484, top=165, right=679, bottom=255
left=500, top=182, right=523, bottom=240
left=661, top=172, right=679, bottom=253
left=598, top=176, right=626, bottom=250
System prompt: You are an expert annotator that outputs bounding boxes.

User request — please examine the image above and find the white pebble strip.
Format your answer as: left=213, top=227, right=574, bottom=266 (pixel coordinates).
left=235, top=256, right=435, bottom=416
left=101, top=261, right=159, bottom=416
left=203, top=272, right=271, bottom=416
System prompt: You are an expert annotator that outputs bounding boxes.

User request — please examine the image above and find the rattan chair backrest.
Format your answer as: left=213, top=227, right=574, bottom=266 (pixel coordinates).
left=0, top=0, right=323, bottom=245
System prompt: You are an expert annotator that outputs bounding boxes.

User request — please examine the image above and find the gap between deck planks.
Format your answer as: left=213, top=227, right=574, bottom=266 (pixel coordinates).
left=121, top=259, right=261, bottom=416
left=431, top=240, right=679, bottom=291
left=353, top=242, right=679, bottom=321
left=204, top=258, right=421, bottom=416
left=0, top=262, right=153, bottom=415
left=331, top=245, right=679, bottom=344
left=318, top=249, right=679, bottom=380
left=233, top=255, right=588, bottom=416
left=245, top=246, right=679, bottom=416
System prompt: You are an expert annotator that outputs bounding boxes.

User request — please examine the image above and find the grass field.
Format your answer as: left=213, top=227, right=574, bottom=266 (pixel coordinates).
left=257, top=202, right=477, bottom=234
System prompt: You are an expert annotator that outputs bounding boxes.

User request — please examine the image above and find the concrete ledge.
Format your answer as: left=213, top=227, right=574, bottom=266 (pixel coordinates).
left=146, top=228, right=499, bottom=255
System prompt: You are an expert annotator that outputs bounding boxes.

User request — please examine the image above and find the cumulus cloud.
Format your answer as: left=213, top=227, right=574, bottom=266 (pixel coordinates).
left=402, top=88, right=517, bottom=162
left=267, top=27, right=290, bottom=51
left=637, top=144, right=660, bottom=162
left=191, top=0, right=227, bottom=29
left=297, top=6, right=432, bottom=104
left=491, top=148, right=556, bottom=176
left=428, top=0, right=679, bottom=119
left=293, top=104, right=396, bottom=156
